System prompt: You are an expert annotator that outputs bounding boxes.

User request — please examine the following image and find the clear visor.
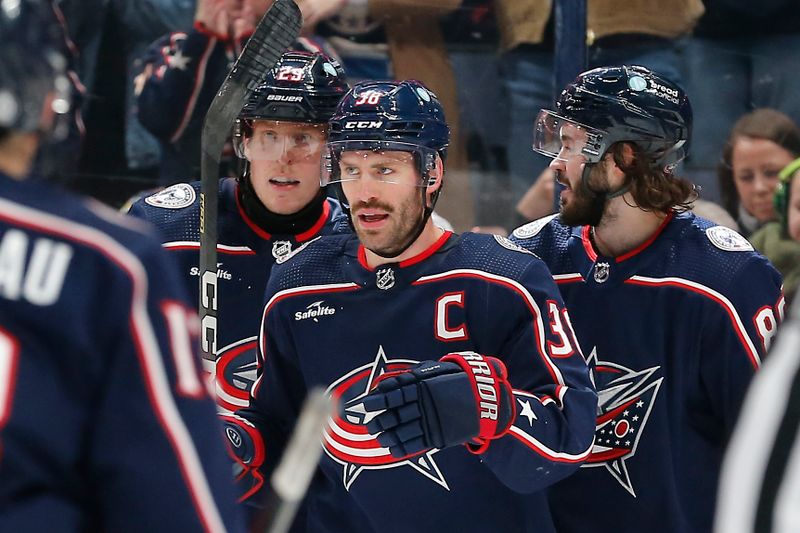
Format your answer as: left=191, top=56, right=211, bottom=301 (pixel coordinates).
left=321, top=140, right=434, bottom=187
left=532, top=109, right=607, bottom=164
left=234, top=120, right=327, bottom=162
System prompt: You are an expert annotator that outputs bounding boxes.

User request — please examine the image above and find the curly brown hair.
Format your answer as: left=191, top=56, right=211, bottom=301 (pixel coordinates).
left=608, top=142, right=697, bottom=214
left=718, top=108, right=800, bottom=219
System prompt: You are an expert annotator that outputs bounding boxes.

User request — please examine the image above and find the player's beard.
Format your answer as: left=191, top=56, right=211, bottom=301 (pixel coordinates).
left=352, top=190, right=424, bottom=258
left=559, top=164, right=610, bottom=228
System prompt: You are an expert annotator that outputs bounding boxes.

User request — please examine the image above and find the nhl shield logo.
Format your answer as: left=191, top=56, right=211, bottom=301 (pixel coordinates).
left=376, top=267, right=395, bottom=290
left=272, top=240, right=293, bottom=262
left=593, top=262, right=611, bottom=283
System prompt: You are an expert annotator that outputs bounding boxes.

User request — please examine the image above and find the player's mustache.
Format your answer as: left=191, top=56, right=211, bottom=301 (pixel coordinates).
left=352, top=200, right=394, bottom=214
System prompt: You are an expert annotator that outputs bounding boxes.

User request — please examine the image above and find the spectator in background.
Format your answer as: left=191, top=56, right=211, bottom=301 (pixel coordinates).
left=749, top=157, right=800, bottom=301
left=135, top=0, right=336, bottom=184
left=718, top=108, right=800, bottom=237
left=494, top=0, right=704, bottom=213
left=683, top=0, right=800, bottom=201
left=442, top=0, right=513, bottom=231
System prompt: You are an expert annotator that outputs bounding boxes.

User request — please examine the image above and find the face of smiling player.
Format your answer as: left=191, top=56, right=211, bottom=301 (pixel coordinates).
left=244, top=120, right=327, bottom=215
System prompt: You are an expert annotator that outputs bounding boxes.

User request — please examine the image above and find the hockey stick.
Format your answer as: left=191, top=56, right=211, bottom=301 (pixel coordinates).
left=199, top=0, right=302, bottom=364
left=250, top=388, right=333, bottom=533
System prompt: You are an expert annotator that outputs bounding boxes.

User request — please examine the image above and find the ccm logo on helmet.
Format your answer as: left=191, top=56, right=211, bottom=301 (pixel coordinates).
left=344, top=121, right=383, bottom=129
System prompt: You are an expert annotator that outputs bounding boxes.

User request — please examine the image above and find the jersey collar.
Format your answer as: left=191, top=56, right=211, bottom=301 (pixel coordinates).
left=357, top=230, right=453, bottom=271
left=235, top=183, right=331, bottom=242
left=580, top=210, right=675, bottom=263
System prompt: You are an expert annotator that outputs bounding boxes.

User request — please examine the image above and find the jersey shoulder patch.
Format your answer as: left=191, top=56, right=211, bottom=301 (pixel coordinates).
left=511, top=213, right=558, bottom=240
left=705, top=225, right=754, bottom=252
left=144, top=183, right=196, bottom=209
left=493, top=234, right=536, bottom=256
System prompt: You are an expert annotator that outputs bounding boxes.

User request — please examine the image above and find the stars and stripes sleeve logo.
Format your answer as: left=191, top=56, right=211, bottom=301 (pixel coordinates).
left=583, top=347, right=663, bottom=497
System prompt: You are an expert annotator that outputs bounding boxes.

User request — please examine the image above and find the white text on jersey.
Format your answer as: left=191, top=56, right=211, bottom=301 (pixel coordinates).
left=0, top=229, right=73, bottom=306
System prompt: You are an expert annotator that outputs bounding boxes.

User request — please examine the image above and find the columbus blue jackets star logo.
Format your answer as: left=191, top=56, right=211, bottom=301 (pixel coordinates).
left=216, top=337, right=258, bottom=412
left=324, top=346, right=450, bottom=491
left=583, top=347, right=663, bottom=497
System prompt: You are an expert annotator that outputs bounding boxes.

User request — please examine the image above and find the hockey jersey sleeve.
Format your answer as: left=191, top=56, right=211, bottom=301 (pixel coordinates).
left=696, top=254, right=784, bottom=434
left=468, top=257, right=598, bottom=493
left=135, top=24, right=230, bottom=143
left=86, top=237, right=245, bottom=532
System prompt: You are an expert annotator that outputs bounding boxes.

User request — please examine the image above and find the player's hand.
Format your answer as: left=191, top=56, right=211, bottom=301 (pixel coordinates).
left=361, top=352, right=515, bottom=457
left=195, top=0, right=234, bottom=38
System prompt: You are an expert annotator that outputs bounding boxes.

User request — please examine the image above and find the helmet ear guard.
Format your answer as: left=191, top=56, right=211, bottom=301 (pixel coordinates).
left=775, top=156, right=800, bottom=234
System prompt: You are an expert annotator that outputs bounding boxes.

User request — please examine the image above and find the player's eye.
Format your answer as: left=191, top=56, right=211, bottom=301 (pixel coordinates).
left=377, top=166, right=393, bottom=176
left=736, top=172, right=754, bottom=183
left=763, top=168, right=781, bottom=179
left=343, top=166, right=360, bottom=177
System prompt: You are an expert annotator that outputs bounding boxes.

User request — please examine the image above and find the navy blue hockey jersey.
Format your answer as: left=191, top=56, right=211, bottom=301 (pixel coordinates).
left=128, top=178, right=347, bottom=412
left=0, top=173, right=243, bottom=532
left=509, top=212, right=784, bottom=533
left=237, top=231, right=598, bottom=533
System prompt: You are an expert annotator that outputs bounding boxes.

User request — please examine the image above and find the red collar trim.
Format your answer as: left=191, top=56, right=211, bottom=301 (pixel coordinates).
left=235, top=185, right=272, bottom=241
left=581, top=225, right=598, bottom=262
left=358, top=230, right=453, bottom=271
left=235, top=184, right=331, bottom=242
left=296, top=200, right=330, bottom=242
left=617, top=211, right=674, bottom=262
left=581, top=211, right=674, bottom=263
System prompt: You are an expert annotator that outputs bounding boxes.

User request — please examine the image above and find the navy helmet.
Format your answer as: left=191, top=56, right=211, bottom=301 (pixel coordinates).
left=0, top=0, right=70, bottom=136
left=533, top=65, right=692, bottom=172
left=233, top=51, right=348, bottom=157
left=323, top=80, right=450, bottom=257
left=323, top=79, right=450, bottom=187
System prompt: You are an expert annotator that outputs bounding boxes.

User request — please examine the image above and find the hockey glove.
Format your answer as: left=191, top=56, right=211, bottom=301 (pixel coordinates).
left=220, top=415, right=266, bottom=502
left=361, top=351, right=515, bottom=457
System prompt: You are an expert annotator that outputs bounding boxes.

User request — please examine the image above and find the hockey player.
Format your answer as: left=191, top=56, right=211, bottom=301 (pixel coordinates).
left=0, top=2, right=243, bottom=531
left=509, top=65, right=784, bottom=532
left=129, top=51, right=350, bottom=412
left=222, top=80, right=597, bottom=532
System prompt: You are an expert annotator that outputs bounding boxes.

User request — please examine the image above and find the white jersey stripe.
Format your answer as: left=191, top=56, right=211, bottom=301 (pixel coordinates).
left=627, top=275, right=761, bottom=368
left=509, top=425, right=593, bottom=463
left=163, top=241, right=254, bottom=254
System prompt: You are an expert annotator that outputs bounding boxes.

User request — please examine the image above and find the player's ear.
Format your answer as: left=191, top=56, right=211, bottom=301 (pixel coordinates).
left=425, top=155, right=444, bottom=192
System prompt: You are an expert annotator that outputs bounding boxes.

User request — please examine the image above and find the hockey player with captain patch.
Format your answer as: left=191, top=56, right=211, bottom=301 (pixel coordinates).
left=509, top=65, right=784, bottom=532
left=129, top=51, right=350, bottom=411
left=223, top=79, right=597, bottom=532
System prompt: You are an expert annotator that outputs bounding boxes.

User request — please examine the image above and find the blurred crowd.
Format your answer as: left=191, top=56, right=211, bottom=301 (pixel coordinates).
left=47, top=0, right=800, bottom=283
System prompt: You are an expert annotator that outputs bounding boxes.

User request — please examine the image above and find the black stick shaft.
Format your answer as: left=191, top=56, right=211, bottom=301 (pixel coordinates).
left=198, top=0, right=301, bottom=363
